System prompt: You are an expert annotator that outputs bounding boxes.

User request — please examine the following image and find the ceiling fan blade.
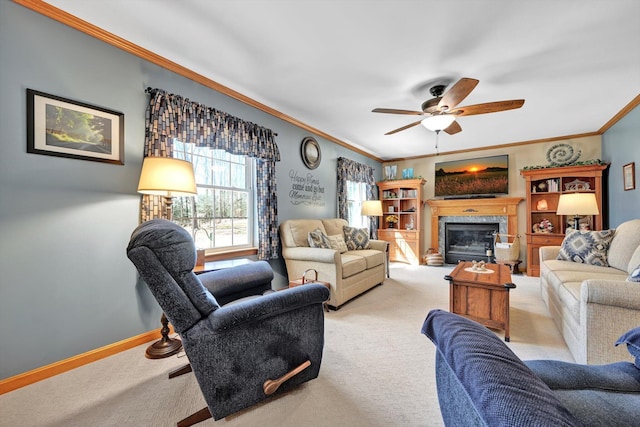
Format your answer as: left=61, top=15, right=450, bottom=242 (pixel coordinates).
left=450, top=99, right=525, bottom=116
left=372, top=108, right=425, bottom=115
left=443, top=120, right=462, bottom=135
left=384, top=119, right=423, bottom=135
left=438, top=78, right=479, bottom=111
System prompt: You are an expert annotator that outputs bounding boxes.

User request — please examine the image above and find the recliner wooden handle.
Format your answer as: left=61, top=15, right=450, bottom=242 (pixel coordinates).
left=263, top=360, right=311, bottom=395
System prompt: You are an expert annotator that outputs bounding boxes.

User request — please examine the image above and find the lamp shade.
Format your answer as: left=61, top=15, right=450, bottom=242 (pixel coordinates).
left=361, top=200, right=383, bottom=216
left=556, top=193, right=599, bottom=216
left=421, top=115, right=456, bottom=131
left=137, top=157, right=197, bottom=197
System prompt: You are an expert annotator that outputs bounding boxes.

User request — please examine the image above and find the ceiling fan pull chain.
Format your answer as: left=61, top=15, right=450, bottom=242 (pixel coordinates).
left=435, top=130, right=440, bottom=154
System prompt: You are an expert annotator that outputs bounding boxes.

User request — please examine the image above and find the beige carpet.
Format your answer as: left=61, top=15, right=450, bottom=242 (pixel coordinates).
left=0, top=264, right=573, bottom=427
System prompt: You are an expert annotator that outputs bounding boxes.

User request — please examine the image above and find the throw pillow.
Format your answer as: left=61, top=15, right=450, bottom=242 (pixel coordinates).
left=343, top=225, right=370, bottom=251
left=307, top=228, right=331, bottom=249
left=556, top=228, right=615, bottom=266
left=615, top=326, right=640, bottom=370
left=628, top=265, right=640, bottom=282
left=327, top=234, right=348, bottom=253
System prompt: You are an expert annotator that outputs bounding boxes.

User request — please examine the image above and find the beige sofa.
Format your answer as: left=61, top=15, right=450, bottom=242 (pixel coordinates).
left=279, top=218, right=387, bottom=309
left=539, top=219, right=640, bottom=364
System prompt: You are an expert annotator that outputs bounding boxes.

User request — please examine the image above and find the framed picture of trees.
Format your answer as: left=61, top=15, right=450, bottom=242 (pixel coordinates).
left=27, top=89, right=124, bottom=165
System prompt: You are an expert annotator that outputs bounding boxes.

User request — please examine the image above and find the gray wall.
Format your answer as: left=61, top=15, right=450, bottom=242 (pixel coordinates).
left=602, top=104, right=640, bottom=226
left=0, top=2, right=380, bottom=379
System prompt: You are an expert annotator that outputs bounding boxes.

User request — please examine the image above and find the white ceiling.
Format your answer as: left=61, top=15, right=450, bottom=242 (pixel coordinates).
left=45, top=0, right=640, bottom=160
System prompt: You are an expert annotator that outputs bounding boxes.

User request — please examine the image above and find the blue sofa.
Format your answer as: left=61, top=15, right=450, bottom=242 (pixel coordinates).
left=422, top=309, right=640, bottom=426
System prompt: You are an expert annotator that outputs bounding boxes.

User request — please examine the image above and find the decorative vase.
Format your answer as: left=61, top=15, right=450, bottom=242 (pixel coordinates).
left=388, top=223, right=395, bottom=229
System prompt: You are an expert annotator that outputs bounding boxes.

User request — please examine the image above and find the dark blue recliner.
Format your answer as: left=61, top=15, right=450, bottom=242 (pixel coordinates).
left=422, top=309, right=640, bottom=427
left=127, top=219, right=329, bottom=425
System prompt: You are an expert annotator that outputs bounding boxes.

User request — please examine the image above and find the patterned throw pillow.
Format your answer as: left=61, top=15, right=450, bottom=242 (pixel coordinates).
left=628, top=265, right=640, bottom=283
left=327, top=234, right=348, bottom=253
left=615, top=326, right=640, bottom=369
left=343, top=225, right=370, bottom=251
left=308, top=228, right=331, bottom=249
left=556, top=229, right=615, bottom=266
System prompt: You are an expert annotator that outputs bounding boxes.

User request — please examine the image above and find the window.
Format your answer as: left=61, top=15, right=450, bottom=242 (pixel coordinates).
left=172, top=139, right=255, bottom=251
left=345, top=180, right=368, bottom=228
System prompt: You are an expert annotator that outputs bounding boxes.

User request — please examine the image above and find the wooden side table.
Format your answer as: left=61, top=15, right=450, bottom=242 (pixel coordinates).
left=445, top=262, right=516, bottom=341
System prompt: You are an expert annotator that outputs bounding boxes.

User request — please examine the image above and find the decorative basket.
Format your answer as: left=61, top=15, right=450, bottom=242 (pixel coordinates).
left=493, top=234, right=520, bottom=262
left=424, top=248, right=444, bottom=266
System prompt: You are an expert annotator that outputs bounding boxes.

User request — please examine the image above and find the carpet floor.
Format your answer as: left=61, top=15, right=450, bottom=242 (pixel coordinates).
left=0, top=264, right=573, bottom=427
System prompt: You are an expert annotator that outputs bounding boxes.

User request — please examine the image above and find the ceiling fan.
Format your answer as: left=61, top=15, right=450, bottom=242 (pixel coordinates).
left=372, top=78, right=525, bottom=136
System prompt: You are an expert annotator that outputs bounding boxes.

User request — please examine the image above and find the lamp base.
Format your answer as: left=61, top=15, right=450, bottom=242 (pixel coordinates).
left=145, top=336, right=182, bottom=359
left=145, top=313, right=182, bottom=359
left=572, top=216, right=580, bottom=231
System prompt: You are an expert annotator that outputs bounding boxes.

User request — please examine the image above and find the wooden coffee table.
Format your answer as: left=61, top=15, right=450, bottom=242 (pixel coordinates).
left=445, top=262, right=516, bottom=341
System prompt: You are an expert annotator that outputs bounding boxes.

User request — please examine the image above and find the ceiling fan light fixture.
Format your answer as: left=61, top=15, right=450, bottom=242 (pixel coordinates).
left=421, top=114, right=456, bottom=131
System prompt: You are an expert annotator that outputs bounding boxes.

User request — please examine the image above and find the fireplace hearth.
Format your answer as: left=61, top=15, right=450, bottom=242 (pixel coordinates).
left=444, top=222, right=499, bottom=264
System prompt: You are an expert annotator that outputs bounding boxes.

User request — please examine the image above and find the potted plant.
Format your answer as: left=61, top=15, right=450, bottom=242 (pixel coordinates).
left=385, top=214, right=399, bottom=229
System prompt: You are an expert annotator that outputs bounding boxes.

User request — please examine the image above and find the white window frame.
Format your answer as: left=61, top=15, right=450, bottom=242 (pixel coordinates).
left=345, top=180, right=368, bottom=228
left=172, top=140, right=255, bottom=253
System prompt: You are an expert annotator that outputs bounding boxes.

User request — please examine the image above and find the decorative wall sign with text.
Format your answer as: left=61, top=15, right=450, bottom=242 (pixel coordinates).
left=288, top=169, right=325, bottom=206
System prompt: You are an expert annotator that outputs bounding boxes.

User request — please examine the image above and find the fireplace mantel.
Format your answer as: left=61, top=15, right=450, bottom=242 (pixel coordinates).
left=426, top=197, right=523, bottom=250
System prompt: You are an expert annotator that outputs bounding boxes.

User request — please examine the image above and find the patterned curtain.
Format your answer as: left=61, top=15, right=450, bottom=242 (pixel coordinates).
left=336, top=157, right=379, bottom=238
left=142, top=88, right=281, bottom=259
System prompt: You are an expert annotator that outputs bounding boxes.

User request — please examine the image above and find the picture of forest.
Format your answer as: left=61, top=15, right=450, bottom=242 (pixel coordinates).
left=45, top=104, right=113, bottom=154
left=434, top=155, right=509, bottom=197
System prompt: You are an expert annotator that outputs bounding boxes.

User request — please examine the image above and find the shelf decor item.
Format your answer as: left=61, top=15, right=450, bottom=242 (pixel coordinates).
left=384, top=165, right=397, bottom=180
left=533, top=218, right=554, bottom=233
left=385, top=214, right=398, bottom=228
left=536, top=199, right=548, bottom=210
left=546, top=143, right=581, bottom=167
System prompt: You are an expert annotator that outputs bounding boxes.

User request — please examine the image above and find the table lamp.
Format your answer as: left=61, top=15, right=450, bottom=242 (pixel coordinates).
left=361, top=200, right=383, bottom=237
left=556, top=192, right=599, bottom=231
left=137, top=156, right=198, bottom=220
left=137, top=156, right=197, bottom=359
left=361, top=200, right=383, bottom=217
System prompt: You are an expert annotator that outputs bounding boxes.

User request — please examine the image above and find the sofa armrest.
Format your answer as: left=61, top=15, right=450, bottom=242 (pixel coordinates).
left=579, top=279, right=640, bottom=364
left=582, top=279, right=640, bottom=310
left=539, top=246, right=561, bottom=262
left=282, top=246, right=340, bottom=264
left=204, top=284, right=330, bottom=331
left=198, top=261, right=273, bottom=305
left=422, top=309, right=580, bottom=426
left=368, top=239, right=388, bottom=252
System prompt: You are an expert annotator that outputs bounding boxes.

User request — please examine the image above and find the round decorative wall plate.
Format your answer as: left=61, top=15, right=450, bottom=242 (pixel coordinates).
left=301, top=136, right=321, bottom=169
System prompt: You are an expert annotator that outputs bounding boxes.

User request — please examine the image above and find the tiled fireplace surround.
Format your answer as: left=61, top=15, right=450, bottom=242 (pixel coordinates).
left=426, top=198, right=524, bottom=264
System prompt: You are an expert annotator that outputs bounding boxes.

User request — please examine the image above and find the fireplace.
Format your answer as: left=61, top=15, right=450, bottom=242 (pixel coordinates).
left=444, top=223, right=499, bottom=264
left=426, top=197, right=523, bottom=265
